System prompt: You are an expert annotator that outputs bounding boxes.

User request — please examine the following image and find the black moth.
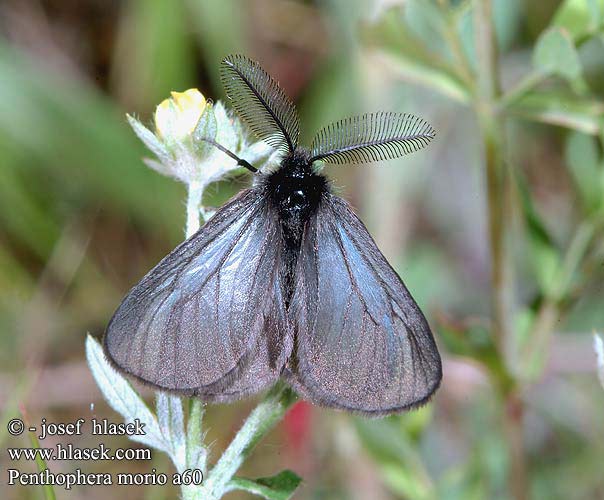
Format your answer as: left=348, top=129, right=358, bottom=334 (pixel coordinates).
left=104, top=54, right=442, bottom=415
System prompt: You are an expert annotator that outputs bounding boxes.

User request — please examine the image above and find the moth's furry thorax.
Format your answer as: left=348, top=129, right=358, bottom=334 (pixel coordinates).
left=264, top=148, right=330, bottom=231
left=263, top=148, right=330, bottom=305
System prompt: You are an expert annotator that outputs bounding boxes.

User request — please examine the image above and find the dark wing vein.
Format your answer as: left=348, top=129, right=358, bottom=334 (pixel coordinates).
left=287, top=194, right=442, bottom=415
left=104, top=188, right=291, bottom=401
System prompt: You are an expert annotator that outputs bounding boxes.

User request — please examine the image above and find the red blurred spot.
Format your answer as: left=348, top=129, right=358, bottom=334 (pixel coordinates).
left=283, top=400, right=312, bottom=452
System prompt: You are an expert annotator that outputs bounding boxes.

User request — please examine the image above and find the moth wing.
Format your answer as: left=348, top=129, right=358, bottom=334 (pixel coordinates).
left=287, top=194, right=442, bottom=415
left=104, top=188, right=292, bottom=402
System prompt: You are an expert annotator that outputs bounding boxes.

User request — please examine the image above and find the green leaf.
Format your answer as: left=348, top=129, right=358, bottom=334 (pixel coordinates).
left=493, top=0, right=523, bottom=50
left=362, top=7, right=470, bottom=104
left=214, top=101, right=244, bottom=151
left=192, top=102, right=218, bottom=156
left=507, top=91, right=604, bottom=134
left=23, top=417, right=56, bottom=500
left=380, top=462, right=432, bottom=500
left=552, top=0, right=604, bottom=39
left=514, top=168, right=556, bottom=249
left=459, top=0, right=523, bottom=58
left=514, top=307, right=547, bottom=378
left=185, top=400, right=207, bottom=474
left=354, top=418, right=434, bottom=497
left=565, top=130, right=603, bottom=212
left=532, top=243, right=561, bottom=296
left=156, top=393, right=186, bottom=471
left=228, top=470, right=302, bottom=500
left=127, top=114, right=172, bottom=163
left=513, top=168, right=562, bottom=293
left=534, top=27, right=582, bottom=81
left=436, top=316, right=516, bottom=388
left=403, top=0, right=448, bottom=55
left=85, top=335, right=168, bottom=452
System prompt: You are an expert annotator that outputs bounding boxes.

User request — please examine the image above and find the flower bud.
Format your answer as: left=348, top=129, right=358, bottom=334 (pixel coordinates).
left=154, top=89, right=206, bottom=142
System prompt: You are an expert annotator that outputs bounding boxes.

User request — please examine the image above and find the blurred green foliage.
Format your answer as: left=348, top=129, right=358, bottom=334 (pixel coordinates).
left=1, top=0, right=603, bottom=499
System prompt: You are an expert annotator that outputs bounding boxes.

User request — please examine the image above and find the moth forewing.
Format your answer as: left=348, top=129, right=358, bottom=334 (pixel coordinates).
left=103, top=189, right=292, bottom=401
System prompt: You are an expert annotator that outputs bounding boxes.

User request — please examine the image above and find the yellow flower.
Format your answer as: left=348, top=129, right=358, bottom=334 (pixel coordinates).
left=154, top=89, right=206, bottom=142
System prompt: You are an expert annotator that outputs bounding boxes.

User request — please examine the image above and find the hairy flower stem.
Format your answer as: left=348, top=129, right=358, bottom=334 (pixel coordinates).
left=181, top=182, right=297, bottom=500
left=204, top=381, right=298, bottom=498
left=186, top=180, right=204, bottom=237
left=473, top=1, right=526, bottom=499
left=181, top=180, right=207, bottom=500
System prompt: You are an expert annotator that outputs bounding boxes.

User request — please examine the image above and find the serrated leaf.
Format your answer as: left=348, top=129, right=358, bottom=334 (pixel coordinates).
left=228, top=470, right=302, bottom=500
left=156, top=393, right=186, bottom=471
left=553, top=0, right=604, bottom=39
left=565, top=130, right=603, bottom=211
left=126, top=114, right=172, bottom=163
left=85, top=335, right=167, bottom=452
left=534, top=27, right=582, bottom=81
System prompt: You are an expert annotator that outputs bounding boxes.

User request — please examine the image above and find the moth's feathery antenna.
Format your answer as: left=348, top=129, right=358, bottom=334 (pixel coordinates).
left=198, top=137, right=258, bottom=173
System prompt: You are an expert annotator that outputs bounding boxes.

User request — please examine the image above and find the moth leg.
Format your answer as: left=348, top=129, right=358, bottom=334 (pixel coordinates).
left=198, top=137, right=258, bottom=173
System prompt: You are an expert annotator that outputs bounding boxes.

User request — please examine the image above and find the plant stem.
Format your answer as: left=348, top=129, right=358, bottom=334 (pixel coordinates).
left=480, top=113, right=512, bottom=351
left=186, top=180, right=204, bottom=237
left=437, top=0, right=475, bottom=88
left=202, top=381, right=298, bottom=498
left=182, top=398, right=206, bottom=500
left=472, top=0, right=513, bottom=357
left=504, top=390, right=526, bottom=500
left=498, top=71, right=546, bottom=110
left=182, top=180, right=206, bottom=500
left=473, top=1, right=526, bottom=499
